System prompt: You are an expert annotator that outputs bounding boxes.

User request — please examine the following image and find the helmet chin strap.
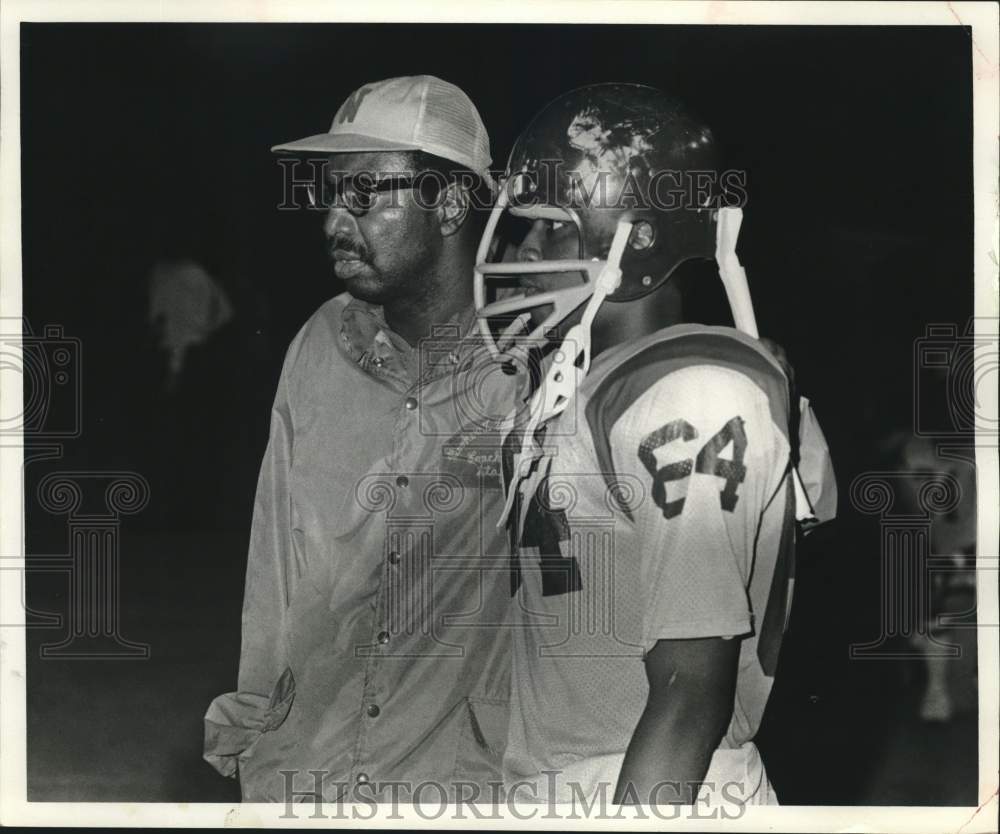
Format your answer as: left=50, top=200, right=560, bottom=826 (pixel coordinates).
left=496, top=220, right=631, bottom=528
left=715, top=206, right=759, bottom=338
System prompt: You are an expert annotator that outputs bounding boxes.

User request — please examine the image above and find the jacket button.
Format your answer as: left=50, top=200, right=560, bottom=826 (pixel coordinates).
left=404, top=397, right=418, bottom=411
left=367, top=704, right=381, bottom=718
left=356, top=772, right=370, bottom=784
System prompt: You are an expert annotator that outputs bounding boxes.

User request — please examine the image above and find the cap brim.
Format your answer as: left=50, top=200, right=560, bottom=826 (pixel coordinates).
left=271, top=132, right=422, bottom=155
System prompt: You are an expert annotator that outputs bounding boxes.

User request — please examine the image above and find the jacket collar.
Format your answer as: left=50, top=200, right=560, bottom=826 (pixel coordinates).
left=339, top=296, right=479, bottom=387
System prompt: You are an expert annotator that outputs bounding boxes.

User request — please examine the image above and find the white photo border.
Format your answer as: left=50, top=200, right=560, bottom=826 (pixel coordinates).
left=1, top=1, right=997, bottom=830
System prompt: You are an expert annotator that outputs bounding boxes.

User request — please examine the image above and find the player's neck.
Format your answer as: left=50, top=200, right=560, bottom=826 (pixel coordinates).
left=592, top=281, right=684, bottom=356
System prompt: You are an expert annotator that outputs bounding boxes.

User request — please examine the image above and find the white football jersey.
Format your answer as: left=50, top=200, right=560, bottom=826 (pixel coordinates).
left=502, top=324, right=797, bottom=804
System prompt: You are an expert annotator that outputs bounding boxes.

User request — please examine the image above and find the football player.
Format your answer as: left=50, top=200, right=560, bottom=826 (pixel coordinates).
left=474, top=84, right=837, bottom=805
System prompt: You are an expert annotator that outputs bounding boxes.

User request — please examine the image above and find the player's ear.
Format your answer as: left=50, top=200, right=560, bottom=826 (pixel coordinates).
left=436, top=181, right=470, bottom=237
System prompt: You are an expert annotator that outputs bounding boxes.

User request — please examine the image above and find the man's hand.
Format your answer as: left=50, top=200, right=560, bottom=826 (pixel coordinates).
left=614, top=636, right=739, bottom=805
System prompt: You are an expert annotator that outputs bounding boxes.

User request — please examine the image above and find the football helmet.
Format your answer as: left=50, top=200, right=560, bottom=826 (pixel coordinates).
left=476, top=84, right=764, bottom=525
left=474, top=83, right=758, bottom=419
left=475, top=84, right=822, bottom=531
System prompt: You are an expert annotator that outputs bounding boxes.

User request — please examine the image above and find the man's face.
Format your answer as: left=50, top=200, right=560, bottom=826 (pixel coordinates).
left=514, top=216, right=579, bottom=294
left=513, top=209, right=622, bottom=331
left=513, top=209, right=621, bottom=291
left=323, top=151, right=442, bottom=306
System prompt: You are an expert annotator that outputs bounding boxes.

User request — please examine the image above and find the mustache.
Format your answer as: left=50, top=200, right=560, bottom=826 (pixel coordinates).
left=327, top=234, right=371, bottom=263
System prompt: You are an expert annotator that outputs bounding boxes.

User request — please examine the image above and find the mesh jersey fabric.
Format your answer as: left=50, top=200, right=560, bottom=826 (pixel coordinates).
left=502, top=324, right=796, bottom=804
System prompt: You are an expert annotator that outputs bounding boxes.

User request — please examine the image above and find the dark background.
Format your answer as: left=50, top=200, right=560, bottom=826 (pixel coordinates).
left=20, top=24, right=977, bottom=803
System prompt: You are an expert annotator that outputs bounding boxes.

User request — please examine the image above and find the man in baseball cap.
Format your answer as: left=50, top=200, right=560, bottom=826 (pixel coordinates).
left=271, top=74, right=495, bottom=190
left=204, top=76, right=521, bottom=804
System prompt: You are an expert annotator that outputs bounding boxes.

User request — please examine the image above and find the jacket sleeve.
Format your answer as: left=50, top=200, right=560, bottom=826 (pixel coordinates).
left=203, top=346, right=297, bottom=778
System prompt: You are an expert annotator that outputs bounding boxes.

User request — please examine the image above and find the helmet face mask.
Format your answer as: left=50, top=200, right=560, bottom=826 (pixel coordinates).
left=475, top=83, right=723, bottom=360
left=473, top=181, right=607, bottom=355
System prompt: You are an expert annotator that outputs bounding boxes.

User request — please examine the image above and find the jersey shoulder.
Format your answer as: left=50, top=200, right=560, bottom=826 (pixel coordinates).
left=583, top=324, right=792, bottom=476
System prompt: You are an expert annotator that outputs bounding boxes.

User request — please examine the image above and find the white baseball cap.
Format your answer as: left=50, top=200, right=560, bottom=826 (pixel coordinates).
left=272, top=75, right=494, bottom=188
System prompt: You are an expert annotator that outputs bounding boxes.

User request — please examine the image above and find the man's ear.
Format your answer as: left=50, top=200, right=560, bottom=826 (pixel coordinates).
left=436, top=182, right=471, bottom=237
